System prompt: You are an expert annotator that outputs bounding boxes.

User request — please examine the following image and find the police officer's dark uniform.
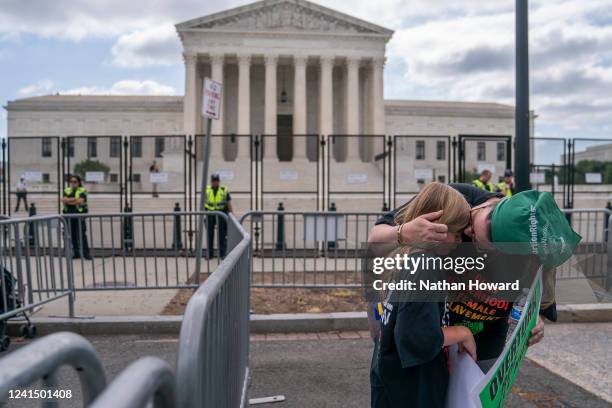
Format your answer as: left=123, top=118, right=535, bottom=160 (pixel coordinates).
left=205, top=174, right=231, bottom=258
left=63, top=177, right=91, bottom=260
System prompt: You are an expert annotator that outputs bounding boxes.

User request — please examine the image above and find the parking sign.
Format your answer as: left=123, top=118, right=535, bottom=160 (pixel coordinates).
left=202, top=78, right=223, bottom=119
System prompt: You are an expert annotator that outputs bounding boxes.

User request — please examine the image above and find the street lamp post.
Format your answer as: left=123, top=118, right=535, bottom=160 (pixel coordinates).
left=515, top=0, right=530, bottom=192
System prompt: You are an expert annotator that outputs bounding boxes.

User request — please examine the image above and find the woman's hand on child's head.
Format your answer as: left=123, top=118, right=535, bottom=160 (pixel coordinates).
left=401, top=210, right=448, bottom=244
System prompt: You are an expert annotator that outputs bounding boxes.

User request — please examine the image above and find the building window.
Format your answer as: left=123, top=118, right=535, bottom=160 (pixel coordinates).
left=131, top=137, right=142, bottom=158
left=110, top=137, right=121, bottom=158
left=477, top=141, right=486, bottom=161
left=497, top=142, right=506, bottom=161
left=42, top=173, right=50, bottom=183
left=110, top=173, right=118, bottom=183
left=436, top=141, right=446, bottom=161
left=42, top=139, right=52, bottom=157
left=66, top=139, right=74, bottom=158
left=132, top=173, right=141, bottom=183
left=155, top=138, right=165, bottom=158
left=416, top=140, right=425, bottom=160
left=438, top=175, right=446, bottom=183
left=87, top=138, right=97, bottom=158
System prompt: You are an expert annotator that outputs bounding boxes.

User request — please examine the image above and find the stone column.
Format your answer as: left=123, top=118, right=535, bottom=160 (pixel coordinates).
left=346, top=57, right=360, bottom=158
left=237, top=54, right=251, bottom=157
left=371, top=57, right=385, bottom=135
left=206, top=55, right=224, bottom=159
left=319, top=56, right=334, bottom=136
left=210, top=54, right=224, bottom=136
left=293, top=55, right=308, bottom=159
left=183, top=53, right=198, bottom=137
left=264, top=54, right=278, bottom=159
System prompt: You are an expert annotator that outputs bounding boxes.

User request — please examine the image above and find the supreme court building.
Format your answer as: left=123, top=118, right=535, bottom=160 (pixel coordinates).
left=5, top=0, right=530, bottom=213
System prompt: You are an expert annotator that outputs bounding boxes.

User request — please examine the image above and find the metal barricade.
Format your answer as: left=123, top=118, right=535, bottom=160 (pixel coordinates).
left=0, top=332, right=106, bottom=405
left=63, top=211, right=228, bottom=291
left=90, top=357, right=176, bottom=408
left=558, top=209, right=611, bottom=289
left=0, top=215, right=74, bottom=322
left=241, top=211, right=383, bottom=287
left=176, top=214, right=251, bottom=408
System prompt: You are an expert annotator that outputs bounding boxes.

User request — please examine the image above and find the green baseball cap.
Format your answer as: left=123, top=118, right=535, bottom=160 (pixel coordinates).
left=491, top=190, right=582, bottom=268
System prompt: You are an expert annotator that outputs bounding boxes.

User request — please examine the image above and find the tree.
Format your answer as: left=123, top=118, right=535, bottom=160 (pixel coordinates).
left=73, top=159, right=110, bottom=181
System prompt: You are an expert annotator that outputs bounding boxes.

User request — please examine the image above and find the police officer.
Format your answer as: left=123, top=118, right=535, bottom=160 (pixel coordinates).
left=63, top=175, right=91, bottom=260
left=495, top=169, right=514, bottom=197
left=205, top=173, right=233, bottom=258
left=472, top=169, right=494, bottom=192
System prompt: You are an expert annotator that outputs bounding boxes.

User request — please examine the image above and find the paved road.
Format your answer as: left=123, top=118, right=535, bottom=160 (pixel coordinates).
left=2, top=333, right=610, bottom=408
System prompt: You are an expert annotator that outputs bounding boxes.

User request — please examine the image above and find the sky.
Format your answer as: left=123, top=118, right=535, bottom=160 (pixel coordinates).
left=1, top=0, right=612, bottom=153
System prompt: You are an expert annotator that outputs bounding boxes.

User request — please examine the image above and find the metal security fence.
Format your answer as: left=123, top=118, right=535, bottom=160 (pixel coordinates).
left=63, top=211, right=228, bottom=291
left=0, top=215, right=74, bottom=322
left=0, top=211, right=231, bottom=347
left=241, top=211, right=383, bottom=287
left=0, top=332, right=107, bottom=405
left=558, top=209, right=612, bottom=289
left=0, top=332, right=175, bottom=408
left=0, top=213, right=251, bottom=407
left=5, top=134, right=612, bottom=214
left=240, top=209, right=612, bottom=290
left=90, top=357, right=176, bottom=408
left=176, top=214, right=251, bottom=407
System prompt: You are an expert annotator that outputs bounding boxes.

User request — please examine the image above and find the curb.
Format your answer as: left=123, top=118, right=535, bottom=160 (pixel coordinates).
left=7, top=315, right=183, bottom=337
left=555, top=303, right=612, bottom=323
left=250, top=312, right=368, bottom=333
left=8, top=303, right=612, bottom=336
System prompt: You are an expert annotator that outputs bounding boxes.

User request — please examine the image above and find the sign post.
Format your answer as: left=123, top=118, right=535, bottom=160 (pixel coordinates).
left=194, top=78, right=223, bottom=279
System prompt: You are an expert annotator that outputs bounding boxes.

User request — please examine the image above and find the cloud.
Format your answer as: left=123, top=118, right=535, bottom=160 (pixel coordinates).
left=110, top=25, right=182, bottom=68
left=60, top=80, right=176, bottom=95
left=0, top=0, right=237, bottom=41
left=2, top=0, right=612, bottom=139
left=384, top=0, right=612, bottom=137
left=17, top=79, right=55, bottom=96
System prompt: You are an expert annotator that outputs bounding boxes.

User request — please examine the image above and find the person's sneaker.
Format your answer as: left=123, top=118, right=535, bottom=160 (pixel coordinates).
left=84, top=255, right=92, bottom=260
left=72, top=254, right=80, bottom=259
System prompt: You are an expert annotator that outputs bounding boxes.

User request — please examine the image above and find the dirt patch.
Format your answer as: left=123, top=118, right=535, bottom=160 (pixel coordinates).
left=161, top=274, right=366, bottom=315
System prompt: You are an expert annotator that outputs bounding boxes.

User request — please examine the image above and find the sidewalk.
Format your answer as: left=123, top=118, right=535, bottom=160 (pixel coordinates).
left=526, top=322, right=612, bottom=404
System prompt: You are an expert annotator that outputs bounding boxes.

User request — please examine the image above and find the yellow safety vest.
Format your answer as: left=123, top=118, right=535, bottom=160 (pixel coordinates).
left=205, top=186, right=228, bottom=211
left=472, top=179, right=494, bottom=192
left=496, top=181, right=513, bottom=197
left=63, top=186, right=88, bottom=213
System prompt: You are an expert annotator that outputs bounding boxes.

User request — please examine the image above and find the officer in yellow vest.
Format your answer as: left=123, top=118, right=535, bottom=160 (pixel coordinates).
left=495, top=169, right=515, bottom=197
left=472, top=169, right=494, bottom=192
left=63, top=175, right=91, bottom=260
left=205, top=173, right=233, bottom=258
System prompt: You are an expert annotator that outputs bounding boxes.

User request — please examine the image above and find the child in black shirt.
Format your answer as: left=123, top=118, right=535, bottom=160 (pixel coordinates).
left=370, top=183, right=477, bottom=408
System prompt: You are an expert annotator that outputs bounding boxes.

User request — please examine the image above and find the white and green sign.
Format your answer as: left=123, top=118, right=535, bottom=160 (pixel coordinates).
left=473, top=271, right=542, bottom=407
left=446, top=269, right=542, bottom=408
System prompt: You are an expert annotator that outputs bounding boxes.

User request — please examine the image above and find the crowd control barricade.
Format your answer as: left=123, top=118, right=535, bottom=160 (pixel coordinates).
left=241, top=211, right=384, bottom=287
left=0, top=215, right=74, bottom=326
left=62, top=211, right=228, bottom=291
left=176, top=214, right=251, bottom=408
left=558, top=208, right=611, bottom=289
left=0, top=332, right=106, bottom=405
left=90, top=357, right=176, bottom=408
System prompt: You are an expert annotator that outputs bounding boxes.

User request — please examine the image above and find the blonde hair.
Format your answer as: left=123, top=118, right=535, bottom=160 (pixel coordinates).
left=394, top=182, right=470, bottom=234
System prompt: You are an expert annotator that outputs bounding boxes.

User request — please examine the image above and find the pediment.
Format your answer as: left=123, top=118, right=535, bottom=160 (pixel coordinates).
left=176, top=0, right=393, bottom=36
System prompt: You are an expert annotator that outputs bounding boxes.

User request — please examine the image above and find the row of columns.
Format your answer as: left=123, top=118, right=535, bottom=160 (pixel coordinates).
left=183, top=53, right=386, bottom=159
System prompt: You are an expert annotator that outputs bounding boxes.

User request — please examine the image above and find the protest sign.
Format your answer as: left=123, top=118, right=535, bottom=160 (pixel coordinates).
left=472, top=270, right=542, bottom=407
left=446, top=269, right=542, bottom=408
